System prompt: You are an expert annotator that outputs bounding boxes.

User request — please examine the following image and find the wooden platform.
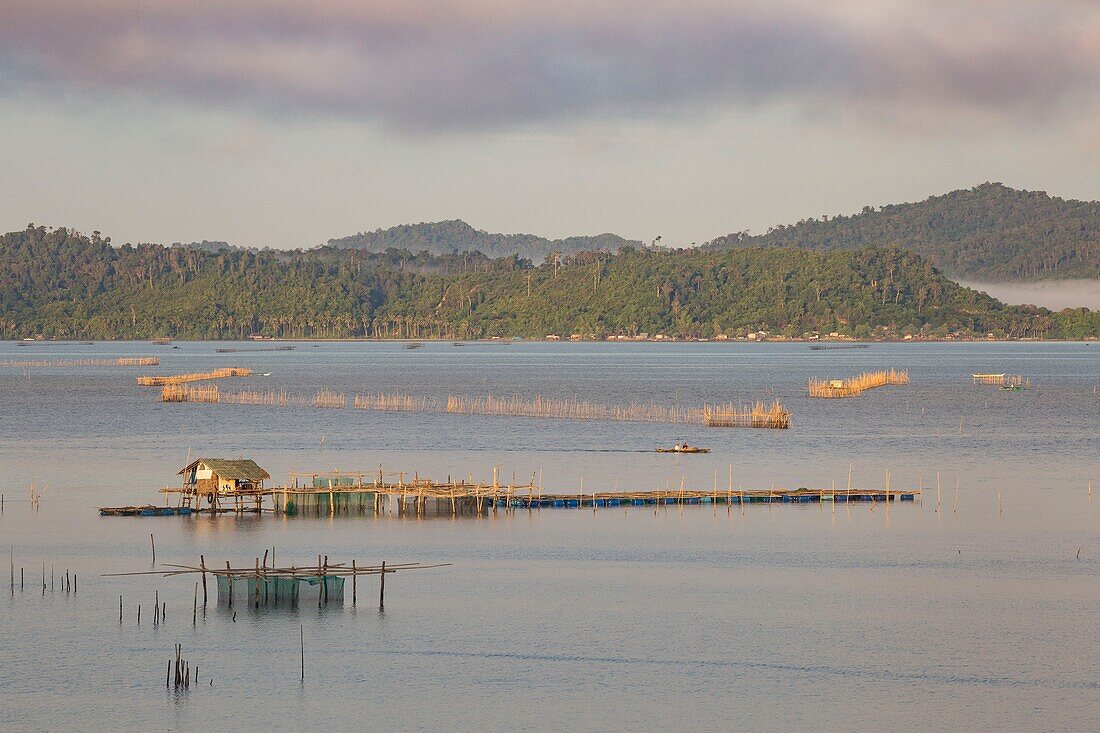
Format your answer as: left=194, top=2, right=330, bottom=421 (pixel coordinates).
left=129, top=472, right=919, bottom=517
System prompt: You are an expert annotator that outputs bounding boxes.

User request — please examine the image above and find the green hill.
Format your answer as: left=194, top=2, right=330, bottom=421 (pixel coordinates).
left=3, top=225, right=1096, bottom=340
left=706, top=183, right=1099, bottom=282
left=327, top=219, right=642, bottom=263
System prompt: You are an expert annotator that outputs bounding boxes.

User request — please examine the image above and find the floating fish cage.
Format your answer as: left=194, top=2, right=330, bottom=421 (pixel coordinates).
left=215, top=573, right=344, bottom=606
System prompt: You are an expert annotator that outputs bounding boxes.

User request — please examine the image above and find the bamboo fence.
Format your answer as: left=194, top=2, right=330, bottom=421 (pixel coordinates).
left=1, top=357, right=158, bottom=368
left=972, top=373, right=1027, bottom=387
left=353, top=392, right=431, bottom=412
left=161, top=386, right=788, bottom=428
left=137, top=367, right=252, bottom=386
left=808, top=369, right=909, bottom=398
left=703, top=400, right=790, bottom=428
left=445, top=393, right=790, bottom=428
left=161, top=385, right=346, bottom=408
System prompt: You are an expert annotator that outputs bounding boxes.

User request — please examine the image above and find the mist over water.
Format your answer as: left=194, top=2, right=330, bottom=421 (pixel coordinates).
left=1, top=340, right=1098, bottom=732
left=957, top=279, right=1100, bottom=310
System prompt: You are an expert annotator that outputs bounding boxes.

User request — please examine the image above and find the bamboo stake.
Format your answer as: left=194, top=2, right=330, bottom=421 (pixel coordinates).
left=379, top=561, right=385, bottom=611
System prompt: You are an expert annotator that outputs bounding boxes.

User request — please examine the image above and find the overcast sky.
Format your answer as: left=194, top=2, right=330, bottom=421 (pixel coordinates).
left=1, top=0, right=1098, bottom=248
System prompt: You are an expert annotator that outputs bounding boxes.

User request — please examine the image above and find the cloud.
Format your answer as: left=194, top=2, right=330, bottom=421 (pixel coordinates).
left=0, top=0, right=1097, bottom=132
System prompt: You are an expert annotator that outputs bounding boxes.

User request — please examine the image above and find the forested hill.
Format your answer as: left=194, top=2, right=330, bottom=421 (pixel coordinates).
left=706, top=183, right=1099, bottom=282
left=2, top=226, right=1097, bottom=340
left=327, top=219, right=642, bottom=263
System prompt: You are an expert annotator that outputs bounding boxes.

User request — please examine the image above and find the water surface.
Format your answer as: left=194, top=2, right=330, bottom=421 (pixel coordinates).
left=1, top=341, right=1098, bottom=732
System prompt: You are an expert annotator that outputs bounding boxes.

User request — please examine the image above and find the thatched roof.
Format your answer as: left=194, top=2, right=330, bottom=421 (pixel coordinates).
left=179, top=458, right=270, bottom=481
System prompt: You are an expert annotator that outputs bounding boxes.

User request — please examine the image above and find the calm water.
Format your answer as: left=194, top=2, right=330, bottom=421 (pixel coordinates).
left=1, top=341, right=1098, bottom=732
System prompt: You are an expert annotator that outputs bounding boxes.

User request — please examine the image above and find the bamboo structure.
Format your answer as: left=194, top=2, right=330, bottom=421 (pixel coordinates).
left=102, top=558, right=447, bottom=609
left=1, top=357, right=158, bottom=368
left=137, top=367, right=252, bottom=386
left=161, top=385, right=346, bottom=408
left=444, top=393, right=788, bottom=428
left=162, top=386, right=790, bottom=428
left=311, top=389, right=347, bottom=409
left=130, top=464, right=921, bottom=518
left=972, top=373, right=1028, bottom=387
left=353, top=392, right=431, bottom=412
left=445, top=393, right=704, bottom=423
left=808, top=369, right=909, bottom=398
left=148, top=472, right=918, bottom=517
left=703, top=400, right=790, bottom=428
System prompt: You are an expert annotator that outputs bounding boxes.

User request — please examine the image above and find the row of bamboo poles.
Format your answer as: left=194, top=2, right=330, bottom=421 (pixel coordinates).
left=137, top=367, right=252, bottom=386
left=353, top=392, right=431, bottom=411
left=1, top=357, right=159, bottom=367
left=161, top=385, right=347, bottom=408
left=444, top=393, right=701, bottom=423
left=703, top=400, right=790, bottom=428
left=972, top=373, right=1027, bottom=387
left=160, top=386, right=790, bottom=428
left=808, top=369, right=909, bottom=398
left=444, top=393, right=790, bottom=428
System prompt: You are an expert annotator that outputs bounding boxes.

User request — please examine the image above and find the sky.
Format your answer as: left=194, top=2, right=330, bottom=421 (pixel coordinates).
left=1, top=0, right=1098, bottom=249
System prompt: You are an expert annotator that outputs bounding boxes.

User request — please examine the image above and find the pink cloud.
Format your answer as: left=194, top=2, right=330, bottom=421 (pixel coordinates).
left=0, top=0, right=1097, bottom=131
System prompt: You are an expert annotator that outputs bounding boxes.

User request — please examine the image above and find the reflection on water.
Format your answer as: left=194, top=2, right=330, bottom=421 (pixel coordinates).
left=0, top=340, right=1098, bottom=732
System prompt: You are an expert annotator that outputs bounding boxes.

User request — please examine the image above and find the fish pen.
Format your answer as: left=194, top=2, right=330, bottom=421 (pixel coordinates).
left=143, top=466, right=919, bottom=518
left=270, top=482, right=918, bottom=515
left=1, top=357, right=159, bottom=368
left=137, top=367, right=253, bottom=386
left=703, top=401, right=790, bottom=428
left=102, top=557, right=448, bottom=609
left=808, top=369, right=909, bottom=398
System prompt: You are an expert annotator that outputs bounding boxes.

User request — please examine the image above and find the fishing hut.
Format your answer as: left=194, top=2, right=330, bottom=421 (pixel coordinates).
left=176, top=458, right=270, bottom=512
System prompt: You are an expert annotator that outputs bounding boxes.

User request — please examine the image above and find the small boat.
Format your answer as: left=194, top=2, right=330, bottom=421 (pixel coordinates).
left=655, top=444, right=710, bottom=454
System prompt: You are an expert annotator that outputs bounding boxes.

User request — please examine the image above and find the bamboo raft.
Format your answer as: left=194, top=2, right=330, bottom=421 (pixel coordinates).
left=808, top=369, right=909, bottom=398
left=1, top=357, right=158, bottom=368
left=137, top=367, right=253, bottom=386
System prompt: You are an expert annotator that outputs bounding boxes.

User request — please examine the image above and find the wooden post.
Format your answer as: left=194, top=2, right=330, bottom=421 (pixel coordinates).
left=200, top=555, right=208, bottom=608
left=120, top=595, right=123, bottom=624
left=193, top=583, right=197, bottom=626
left=379, top=561, right=385, bottom=611
left=150, top=533, right=156, bottom=565
left=300, top=624, right=305, bottom=681
left=352, top=560, right=357, bottom=606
